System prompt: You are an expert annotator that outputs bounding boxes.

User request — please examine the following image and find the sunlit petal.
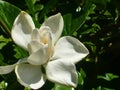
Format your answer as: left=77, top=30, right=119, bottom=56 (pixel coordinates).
left=11, top=11, right=35, bottom=50
left=39, top=26, right=52, bottom=44
left=51, top=36, right=89, bottom=63
left=0, top=64, right=15, bottom=74
left=39, top=26, right=54, bottom=59
left=31, top=29, right=40, bottom=42
left=46, top=60, right=78, bottom=87
left=27, top=44, right=48, bottom=65
left=28, top=40, right=43, bottom=54
left=41, top=13, right=63, bottom=43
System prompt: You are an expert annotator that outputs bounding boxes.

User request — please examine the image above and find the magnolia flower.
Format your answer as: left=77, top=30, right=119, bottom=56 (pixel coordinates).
left=0, top=11, right=89, bottom=89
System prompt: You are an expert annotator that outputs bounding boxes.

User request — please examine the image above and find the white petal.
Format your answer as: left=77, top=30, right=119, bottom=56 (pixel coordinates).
left=39, top=26, right=52, bottom=44
left=0, top=65, right=15, bottom=74
left=46, top=60, right=78, bottom=87
left=28, top=40, right=43, bottom=54
left=41, top=13, right=64, bottom=43
left=0, top=58, right=27, bottom=74
left=39, top=26, right=54, bottom=59
left=11, top=11, right=35, bottom=50
left=27, top=44, right=48, bottom=65
left=15, top=64, right=46, bottom=89
left=31, top=29, right=40, bottom=41
left=52, top=36, right=89, bottom=64
left=28, top=27, right=54, bottom=65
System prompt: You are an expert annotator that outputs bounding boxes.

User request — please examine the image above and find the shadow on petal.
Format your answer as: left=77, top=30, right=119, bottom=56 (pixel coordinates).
left=15, top=64, right=46, bottom=89
left=46, top=60, right=78, bottom=88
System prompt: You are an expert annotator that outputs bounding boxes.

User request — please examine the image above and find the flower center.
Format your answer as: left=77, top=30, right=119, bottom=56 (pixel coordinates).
left=39, top=29, right=54, bottom=63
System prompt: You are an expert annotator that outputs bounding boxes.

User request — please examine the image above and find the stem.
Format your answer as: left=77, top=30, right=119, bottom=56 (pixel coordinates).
left=0, top=20, right=11, bottom=37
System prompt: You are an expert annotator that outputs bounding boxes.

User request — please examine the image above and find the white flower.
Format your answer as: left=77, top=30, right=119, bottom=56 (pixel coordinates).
left=0, top=11, right=89, bottom=89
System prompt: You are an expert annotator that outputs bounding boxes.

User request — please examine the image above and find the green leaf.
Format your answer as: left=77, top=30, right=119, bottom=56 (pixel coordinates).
left=0, top=35, right=12, bottom=65
left=25, top=0, right=42, bottom=28
left=97, top=73, right=119, bottom=81
left=0, top=81, right=7, bottom=90
left=39, top=0, right=58, bottom=20
left=35, top=4, right=44, bottom=12
left=84, top=42, right=96, bottom=54
left=0, top=1, right=20, bottom=33
left=0, top=35, right=11, bottom=42
left=78, top=68, right=86, bottom=85
left=14, top=45, right=28, bottom=59
left=24, top=87, right=31, bottom=90
left=0, top=35, right=11, bottom=64
left=70, top=2, right=96, bottom=35
left=0, top=35, right=11, bottom=61
left=0, top=42, right=6, bottom=50
left=63, top=13, right=72, bottom=35
left=81, top=23, right=101, bottom=35
left=25, top=0, right=36, bottom=15
left=52, top=84, right=73, bottom=90
left=0, top=52, right=4, bottom=61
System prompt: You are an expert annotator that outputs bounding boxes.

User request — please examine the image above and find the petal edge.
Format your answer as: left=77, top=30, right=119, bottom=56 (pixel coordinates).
left=52, top=36, right=89, bottom=63
left=46, top=60, right=78, bottom=87
left=12, top=11, right=35, bottom=50
left=41, top=13, right=64, bottom=43
left=15, top=64, right=46, bottom=89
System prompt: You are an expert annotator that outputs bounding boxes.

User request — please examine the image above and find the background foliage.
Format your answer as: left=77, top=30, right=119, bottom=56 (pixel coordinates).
left=0, top=0, right=120, bottom=90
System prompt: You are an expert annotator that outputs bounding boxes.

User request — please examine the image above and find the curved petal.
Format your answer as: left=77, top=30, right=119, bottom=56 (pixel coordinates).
left=11, top=11, right=35, bottom=50
left=46, top=60, right=78, bottom=87
left=31, top=29, right=40, bottom=42
left=27, top=44, right=48, bottom=65
left=41, top=13, right=64, bottom=43
left=51, top=36, right=89, bottom=64
left=39, top=26, right=54, bottom=59
left=39, top=26, right=52, bottom=44
left=15, top=64, right=46, bottom=89
left=0, top=58, right=27, bottom=74
left=0, top=64, right=15, bottom=74
left=28, top=27, right=54, bottom=65
left=28, top=40, right=43, bottom=54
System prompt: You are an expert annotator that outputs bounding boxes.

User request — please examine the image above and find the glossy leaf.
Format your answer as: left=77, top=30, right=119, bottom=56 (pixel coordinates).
left=63, top=14, right=72, bottom=35
left=78, top=68, right=86, bottom=85
left=0, top=1, right=20, bottom=32
left=0, top=35, right=11, bottom=49
left=25, top=0, right=36, bottom=15
left=70, top=2, right=96, bottom=35
left=39, top=0, right=58, bottom=20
